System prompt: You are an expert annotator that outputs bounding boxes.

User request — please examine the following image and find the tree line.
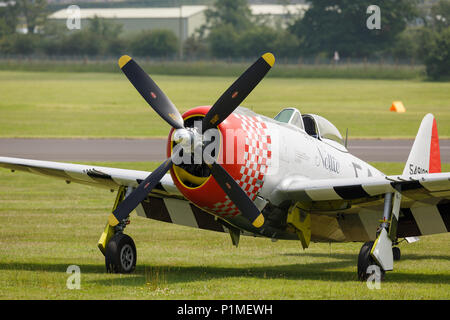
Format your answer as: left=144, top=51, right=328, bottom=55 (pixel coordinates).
left=0, top=0, right=449, bottom=79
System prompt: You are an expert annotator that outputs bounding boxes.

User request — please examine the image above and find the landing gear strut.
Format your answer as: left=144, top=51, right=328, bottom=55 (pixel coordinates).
left=357, top=190, right=402, bottom=281
left=98, top=186, right=137, bottom=274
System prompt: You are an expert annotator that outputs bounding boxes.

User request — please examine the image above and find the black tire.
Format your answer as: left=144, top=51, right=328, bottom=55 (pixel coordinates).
left=392, top=247, right=401, bottom=261
left=105, top=233, right=137, bottom=274
left=357, top=241, right=385, bottom=281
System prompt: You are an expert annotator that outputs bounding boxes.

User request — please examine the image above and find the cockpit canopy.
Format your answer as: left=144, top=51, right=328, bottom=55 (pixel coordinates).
left=273, top=108, right=304, bottom=130
left=274, top=108, right=345, bottom=147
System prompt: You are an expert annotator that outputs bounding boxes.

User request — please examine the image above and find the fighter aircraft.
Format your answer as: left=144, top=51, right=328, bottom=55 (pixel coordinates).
left=1, top=53, right=449, bottom=281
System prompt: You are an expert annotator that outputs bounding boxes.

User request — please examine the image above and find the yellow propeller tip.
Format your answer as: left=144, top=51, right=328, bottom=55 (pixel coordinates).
left=108, top=213, right=119, bottom=227
left=262, top=52, right=275, bottom=67
left=252, top=213, right=265, bottom=228
left=118, top=55, right=132, bottom=69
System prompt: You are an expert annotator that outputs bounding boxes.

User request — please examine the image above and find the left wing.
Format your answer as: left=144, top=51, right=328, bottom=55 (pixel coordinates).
left=0, top=156, right=246, bottom=236
left=0, top=156, right=181, bottom=196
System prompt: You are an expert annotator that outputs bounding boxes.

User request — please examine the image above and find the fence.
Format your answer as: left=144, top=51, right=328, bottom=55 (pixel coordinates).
left=0, top=55, right=426, bottom=80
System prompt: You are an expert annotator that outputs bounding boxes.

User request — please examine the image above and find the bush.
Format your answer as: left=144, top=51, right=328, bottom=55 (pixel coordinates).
left=207, top=24, right=240, bottom=58
left=183, top=35, right=208, bottom=59
left=424, top=27, right=450, bottom=80
left=236, top=26, right=277, bottom=58
left=207, top=25, right=301, bottom=59
left=129, top=30, right=179, bottom=58
left=0, top=34, right=38, bottom=54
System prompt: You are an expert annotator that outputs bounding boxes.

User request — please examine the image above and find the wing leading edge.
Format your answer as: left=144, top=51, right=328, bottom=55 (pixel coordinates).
left=0, top=156, right=181, bottom=196
left=270, top=173, right=450, bottom=207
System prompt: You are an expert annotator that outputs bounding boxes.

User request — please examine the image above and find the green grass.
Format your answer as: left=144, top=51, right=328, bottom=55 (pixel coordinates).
left=0, top=161, right=449, bottom=299
left=0, top=71, right=449, bottom=138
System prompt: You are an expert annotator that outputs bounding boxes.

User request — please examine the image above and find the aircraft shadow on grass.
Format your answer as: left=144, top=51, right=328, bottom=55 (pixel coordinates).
left=0, top=252, right=449, bottom=287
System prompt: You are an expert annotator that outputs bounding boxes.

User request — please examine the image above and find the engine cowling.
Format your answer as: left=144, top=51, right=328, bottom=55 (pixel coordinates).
left=167, top=106, right=272, bottom=219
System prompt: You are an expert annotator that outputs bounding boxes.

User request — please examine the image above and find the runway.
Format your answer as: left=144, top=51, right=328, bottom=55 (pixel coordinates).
left=0, top=138, right=449, bottom=163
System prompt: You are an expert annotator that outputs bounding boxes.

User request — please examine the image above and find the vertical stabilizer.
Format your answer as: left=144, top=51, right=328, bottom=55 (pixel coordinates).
left=403, top=114, right=441, bottom=176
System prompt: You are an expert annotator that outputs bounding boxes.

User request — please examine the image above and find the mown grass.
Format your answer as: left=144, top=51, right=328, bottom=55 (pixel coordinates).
left=0, top=71, right=449, bottom=139
left=0, top=161, right=449, bottom=299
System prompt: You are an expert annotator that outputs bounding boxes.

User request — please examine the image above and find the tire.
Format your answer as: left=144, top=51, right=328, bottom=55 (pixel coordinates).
left=357, top=241, right=385, bottom=281
left=105, top=233, right=137, bottom=274
left=392, top=247, right=401, bottom=261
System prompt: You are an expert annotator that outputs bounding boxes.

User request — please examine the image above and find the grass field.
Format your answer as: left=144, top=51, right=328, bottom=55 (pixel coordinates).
left=0, top=71, right=449, bottom=139
left=0, top=161, right=449, bottom=300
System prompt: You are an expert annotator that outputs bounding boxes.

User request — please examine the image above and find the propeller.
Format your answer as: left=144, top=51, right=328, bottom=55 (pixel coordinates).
left=118, top=55, right=184, bottom=130
left=209, top=162, right=264, bottom=228
left=108, top=53, right=274, bottom=229
left=202, top=53, right=275, bottom=133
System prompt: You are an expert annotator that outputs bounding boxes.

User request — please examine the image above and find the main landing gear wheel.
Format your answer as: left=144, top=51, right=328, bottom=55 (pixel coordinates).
left=393, top=247, right=401, bottom=261
left=357, top=241, right=385, bottom=281
left=105, top=233, right=137, bottom=274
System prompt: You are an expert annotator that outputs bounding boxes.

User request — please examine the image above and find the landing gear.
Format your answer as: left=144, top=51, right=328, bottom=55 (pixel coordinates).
left=392, top=247, right=401, bottom=261
left=357, top=241, right=385, bottom=281
left=98, top=186, right=137, bottom=274
left=357, top=190, right=402, bottom=281
left=105, top=233, right=137, bottom=274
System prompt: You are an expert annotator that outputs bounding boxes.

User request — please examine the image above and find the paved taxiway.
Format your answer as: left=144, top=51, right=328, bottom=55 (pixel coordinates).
left=0, top=138, right=449, bottom=163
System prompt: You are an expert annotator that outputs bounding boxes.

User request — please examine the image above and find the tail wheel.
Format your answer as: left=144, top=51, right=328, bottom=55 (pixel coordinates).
left=105, top=233, right=137, bottom=274
left=357, top=241, right=385, bottom=281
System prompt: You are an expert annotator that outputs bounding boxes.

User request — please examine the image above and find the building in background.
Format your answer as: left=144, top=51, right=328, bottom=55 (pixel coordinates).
left=48, top=4, right=308, bottom=41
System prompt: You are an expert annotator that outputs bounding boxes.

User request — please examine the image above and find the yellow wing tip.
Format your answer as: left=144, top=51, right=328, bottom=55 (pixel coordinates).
left=252, top=213, right=265, bottom=228
left=108, top=213, right=119, bottom=227
left=118, top=55, right=132, bottom=69
left=262, top=52, right=275, bottom=67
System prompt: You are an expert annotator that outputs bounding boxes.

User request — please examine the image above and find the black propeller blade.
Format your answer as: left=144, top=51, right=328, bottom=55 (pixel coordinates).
left=114, top=53, right=274, bottom=229
left=210, top=162, right=264, bottom=228
left=108, top=158, right=172, bottom=226
left=202, top=53, right=275, bottom=133
left=119, top=55, right=184, bottom=130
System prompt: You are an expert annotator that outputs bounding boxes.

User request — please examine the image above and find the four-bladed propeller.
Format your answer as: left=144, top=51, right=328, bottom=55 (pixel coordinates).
left=109, top=53, right=275, bottom=229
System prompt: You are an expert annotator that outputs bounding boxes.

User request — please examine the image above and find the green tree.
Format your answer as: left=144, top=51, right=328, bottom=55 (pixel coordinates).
left=424, top=27, right=450, bottom=80
left=16, top=0, right=48, bottom=34
left=183, top=35, right=208, bottom=58
left=0, top=2, right=19, bottom=37
left=130, top=30, right=179, bottom=57
left=430, top=0, right=450, bottom=30
left=290, top=0, right=418, bottom=58
left=206, top=24, right=239, bottom=58
left=203, top=0, right=253, bottom=33
left=0, top=33, right=37, bottom=54
left=86, top=16, right=125, bottom=56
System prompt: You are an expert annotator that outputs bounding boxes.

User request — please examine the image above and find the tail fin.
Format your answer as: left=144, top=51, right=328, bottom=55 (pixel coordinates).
left=403, top=113, right=441, bottom=176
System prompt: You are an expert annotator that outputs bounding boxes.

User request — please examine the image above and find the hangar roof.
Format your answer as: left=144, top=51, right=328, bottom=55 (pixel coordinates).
left=49, top=4, right=308, bottom=20
left=49, top=6, right=207, bottom=19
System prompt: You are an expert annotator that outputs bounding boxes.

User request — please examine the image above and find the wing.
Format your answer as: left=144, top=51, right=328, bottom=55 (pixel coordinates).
left=270, top=173, right=450, bottom=242
left=270, top=173, right=450, bottom=207
left=0, top=156, right=180, bottom=195
left=0, top=156, right=236, bottom=234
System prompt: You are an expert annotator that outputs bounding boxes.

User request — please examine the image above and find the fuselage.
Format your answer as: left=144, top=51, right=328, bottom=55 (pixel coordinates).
left=167, top=106, right=384, bottom=239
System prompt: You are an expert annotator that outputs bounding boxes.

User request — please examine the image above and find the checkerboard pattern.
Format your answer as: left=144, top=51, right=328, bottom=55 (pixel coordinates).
left=208, top=114, right=272, bottom=218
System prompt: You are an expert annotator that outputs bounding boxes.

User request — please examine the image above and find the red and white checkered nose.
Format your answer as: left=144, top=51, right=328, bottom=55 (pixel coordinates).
left=167, top=106, right=272, bottom=219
